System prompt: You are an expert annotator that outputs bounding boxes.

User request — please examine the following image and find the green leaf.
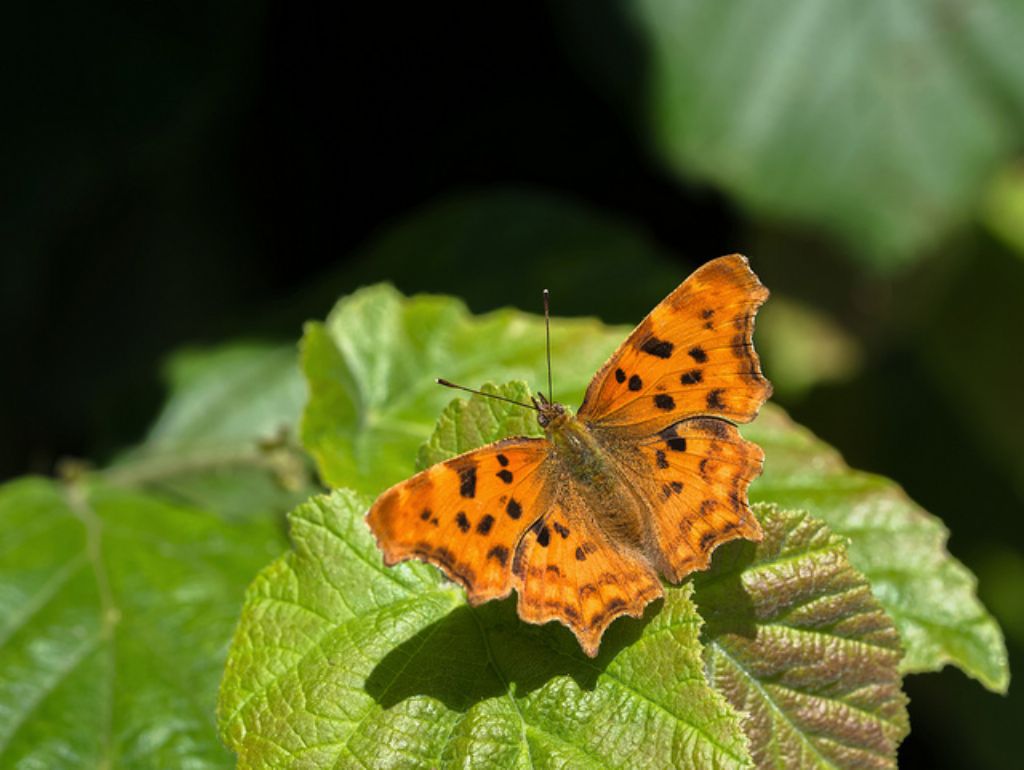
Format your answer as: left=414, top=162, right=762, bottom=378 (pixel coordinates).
left=408, top=391, right=913, bottom=763
left=108, top=343, right=315, bottom=519
left=300, top=284, right=625, bottom=494
left=695, top=506, right=909, bottom=769
left=626, top=0, right=1024, bottom=266
left=144, top=343, right=307, bottom=449
left=300, top=284, right=1008, bottom=692
left=416, top=380, right=542, bottom=471
left=745, top=407, right=1009, bottom=692
left=0, top=477, right=284, bottom=768
left=218, top=489, right=753, bottom=769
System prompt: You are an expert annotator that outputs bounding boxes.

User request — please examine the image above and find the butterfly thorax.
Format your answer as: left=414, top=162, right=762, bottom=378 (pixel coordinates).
left=542, top=406, right=606, bottom=482
left=539, top=400, right=650, bottom=551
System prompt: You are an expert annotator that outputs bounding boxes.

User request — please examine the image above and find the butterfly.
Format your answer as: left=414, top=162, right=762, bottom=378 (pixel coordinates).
left=367, top=254, right=772, bottom=656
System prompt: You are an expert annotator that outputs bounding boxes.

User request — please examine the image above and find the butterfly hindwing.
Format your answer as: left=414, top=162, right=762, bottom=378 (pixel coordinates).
left=511, top=498, right=663, bottom=657
left=579, top=254, right=771, bottom=433
left=367, top=438, right=551, bottom=605
left=621, top=417, right=765, bottom=581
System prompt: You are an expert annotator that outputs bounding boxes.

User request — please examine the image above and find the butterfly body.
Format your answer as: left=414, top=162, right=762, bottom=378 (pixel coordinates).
left=367, top=255, right=772, bottom=656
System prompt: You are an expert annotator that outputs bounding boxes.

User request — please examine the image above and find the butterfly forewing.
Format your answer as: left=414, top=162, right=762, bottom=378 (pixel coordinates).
left=578, top=254, right=771, bottom=433
left=367, top=438, right=551, bottom=605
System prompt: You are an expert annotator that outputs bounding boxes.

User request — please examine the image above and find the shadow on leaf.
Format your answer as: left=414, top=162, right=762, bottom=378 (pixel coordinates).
left=691, top=538, right=759, bottom=641
left=366, top=594, right=660, bottom=712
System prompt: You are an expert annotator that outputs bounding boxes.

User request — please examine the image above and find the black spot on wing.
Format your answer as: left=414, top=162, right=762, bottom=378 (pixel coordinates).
left=459, top=465, right=477, bottom=498
left=641, top=336, right=674, bottom=359
left=706, top=389, right=726, bottom=410
left=537, top=525, right=551, bottom=547
left=476, top=514, right=495, bottom=535
left=419, top=509, right=431, bottom=521
left=688, top=346, right=708, bottom=363
left=496, top=469, right=514, bottom=484
left=680, top=369, right=703, bottom=385
left=655, top=450, right=669, bottom=469
left=575, top=547, right=587, bottom=561
left=506, top=498, right=522, bottom=519
left=654, top=394, right=675, bottom=410
left=455, top=512, right=471, bottom=533
left=628, top=374, right=643, bottom=391
left=615, top=368, right=626, bottom=383
left=487, top=546, right=509, bottom=567
left=497, top=453, right=509, bottom=467
left=667, top=437, right=687, bottom=452
left=552, top=522, right=570, bottom=539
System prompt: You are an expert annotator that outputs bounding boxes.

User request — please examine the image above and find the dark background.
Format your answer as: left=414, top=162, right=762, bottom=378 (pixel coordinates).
left=3, top=2, right=1021, bottom=767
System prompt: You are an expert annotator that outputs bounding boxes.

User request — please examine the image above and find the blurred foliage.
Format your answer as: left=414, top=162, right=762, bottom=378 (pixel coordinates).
left=983, top=163, right=1024, bottom=258
left=572, top=0, right=1024, bottom=267
left=756, top=297, right=863, bottom=398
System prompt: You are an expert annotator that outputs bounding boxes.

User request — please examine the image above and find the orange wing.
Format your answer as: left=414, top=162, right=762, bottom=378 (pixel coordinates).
left=510, top=497, right=663, bottom=657
left=366, top=438, right=550, bottom=605
left=578, top=254, right=771, bottom=433
left=603, top=417, right=765, bottom=582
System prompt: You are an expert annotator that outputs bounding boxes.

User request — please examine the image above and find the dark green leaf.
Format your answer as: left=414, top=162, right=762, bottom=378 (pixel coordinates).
left=695, top=507, right=909, bottom=769
left=746, top=407, right=1009, bottom=692
left=217, top=489, right=753, bottom=769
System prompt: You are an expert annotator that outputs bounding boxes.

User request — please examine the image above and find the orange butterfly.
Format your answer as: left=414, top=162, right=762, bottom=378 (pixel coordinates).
left=367, top=255, right=772, bottom=656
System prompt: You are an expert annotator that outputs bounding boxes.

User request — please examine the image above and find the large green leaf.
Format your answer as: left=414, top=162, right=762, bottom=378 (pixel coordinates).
left=695, top=507, right=909, bottom=769
left=218, top=488, right=754, bottom=769
left=299, top=284, right=1007, bottom=691
left=300, top=284, right=624, bottom=494
left=745, top=407, right=1009, bottom=692
left=411, top=383, right=912, bottom=765
left=0, top=477, right=284, bottom=768
left=624, top=0, right=1024, bottom=266
left=0, top=342, right=316, bottom=767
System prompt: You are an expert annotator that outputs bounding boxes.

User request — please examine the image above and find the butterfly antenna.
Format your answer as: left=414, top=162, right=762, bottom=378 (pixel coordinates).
left=543, top=288, right=553, bottom=403
left=436, top=379, right=540, bottom=411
